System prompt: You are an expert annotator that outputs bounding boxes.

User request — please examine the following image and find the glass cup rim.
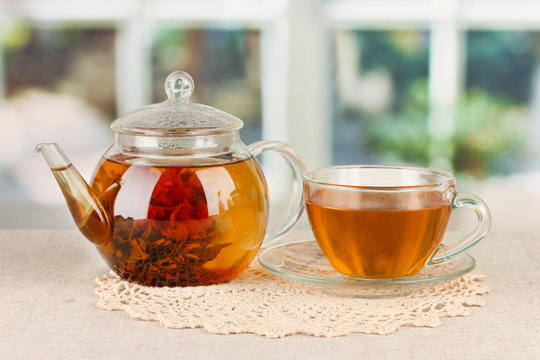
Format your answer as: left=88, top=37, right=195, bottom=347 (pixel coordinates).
left=303, top=164, right=456, bottom=193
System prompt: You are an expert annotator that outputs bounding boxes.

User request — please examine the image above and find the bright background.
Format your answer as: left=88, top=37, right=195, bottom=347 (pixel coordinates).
left=1, top=0, right=539, bottom=232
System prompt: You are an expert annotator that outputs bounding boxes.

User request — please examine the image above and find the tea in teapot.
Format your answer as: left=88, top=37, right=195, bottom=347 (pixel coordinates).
left=37, top=71, right=305, bottom=287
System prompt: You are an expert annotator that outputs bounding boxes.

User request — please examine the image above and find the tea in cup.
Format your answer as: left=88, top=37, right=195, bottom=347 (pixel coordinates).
left=303, top=165, right=491, bottom=279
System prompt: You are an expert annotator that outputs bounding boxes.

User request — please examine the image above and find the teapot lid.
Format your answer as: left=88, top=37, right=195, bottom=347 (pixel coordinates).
left=111, top=71, right=243, bottom=136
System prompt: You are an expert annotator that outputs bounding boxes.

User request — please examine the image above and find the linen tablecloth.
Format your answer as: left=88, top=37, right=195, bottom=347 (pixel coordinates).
left=1, top=229, right=539, bottom=359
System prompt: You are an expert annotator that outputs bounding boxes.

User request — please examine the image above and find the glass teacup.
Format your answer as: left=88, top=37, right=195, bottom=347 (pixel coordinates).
left=303, top=165, right=491, bottom=279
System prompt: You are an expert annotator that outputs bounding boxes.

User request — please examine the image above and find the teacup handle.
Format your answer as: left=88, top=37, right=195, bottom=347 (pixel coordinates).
left=247, top=140, right=306, bottom=248
left=429, top=192, right=492, bottom=264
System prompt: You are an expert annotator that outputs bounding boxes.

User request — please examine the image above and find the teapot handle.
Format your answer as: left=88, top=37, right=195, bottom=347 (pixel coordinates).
left=247, top=141, right=306, bottom=248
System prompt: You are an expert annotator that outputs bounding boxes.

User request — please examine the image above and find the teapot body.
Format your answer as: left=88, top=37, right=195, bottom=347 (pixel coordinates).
left=36, top=71, right=305, bottom=287
left=90, top=135, right=268, bottom=286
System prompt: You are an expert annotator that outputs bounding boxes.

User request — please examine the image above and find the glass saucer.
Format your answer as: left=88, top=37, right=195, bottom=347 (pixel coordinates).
left=258, top=240, right=476, bottom=298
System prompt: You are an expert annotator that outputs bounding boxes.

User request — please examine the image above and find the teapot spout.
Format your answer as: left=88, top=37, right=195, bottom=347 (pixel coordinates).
left=36, top=143, right=110, bottom=246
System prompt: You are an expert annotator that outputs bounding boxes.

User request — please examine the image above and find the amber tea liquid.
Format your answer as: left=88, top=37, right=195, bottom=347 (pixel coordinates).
left=88, top=153, right=268, bottom=286
left=306, top=194, right=451, bottom=278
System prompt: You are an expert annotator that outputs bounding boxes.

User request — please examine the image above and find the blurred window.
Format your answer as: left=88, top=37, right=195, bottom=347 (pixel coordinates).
left=1, top=26, right=115, bottom=204
left=5, top=27, right=116, bottom=120
left=457, top=31, right=539, bottom=177
left=2, top=0, right=540, bottom=231
left=328, top=5, right=540, bottom=181
left=151, top=28, right=262, bottom=145
left=333, top=30, right=430, bottom=166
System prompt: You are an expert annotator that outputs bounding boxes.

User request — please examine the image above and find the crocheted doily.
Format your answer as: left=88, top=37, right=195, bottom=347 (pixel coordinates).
left=94, top=263, right=489, bottom=338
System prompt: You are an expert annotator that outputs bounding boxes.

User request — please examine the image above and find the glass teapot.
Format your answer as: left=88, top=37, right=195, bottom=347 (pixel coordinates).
left=36, top=71, right=305, bottom=287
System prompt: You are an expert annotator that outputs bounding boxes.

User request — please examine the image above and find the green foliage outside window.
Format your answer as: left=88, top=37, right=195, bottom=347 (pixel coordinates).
left=350, top=30, right=533, bottom=178
left=365, top=79, right=528, bottom=177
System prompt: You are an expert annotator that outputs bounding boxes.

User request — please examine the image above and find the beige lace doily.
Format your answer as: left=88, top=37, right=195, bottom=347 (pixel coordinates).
left=94, top=262, right=489, bottom=338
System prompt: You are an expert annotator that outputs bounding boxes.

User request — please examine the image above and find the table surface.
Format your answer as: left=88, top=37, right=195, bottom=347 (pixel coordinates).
left=1, top=229, right=539, bottom=360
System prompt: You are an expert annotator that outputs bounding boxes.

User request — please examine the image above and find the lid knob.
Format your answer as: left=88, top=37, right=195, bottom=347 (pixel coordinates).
left=165, top=71, right=194, bottom=101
